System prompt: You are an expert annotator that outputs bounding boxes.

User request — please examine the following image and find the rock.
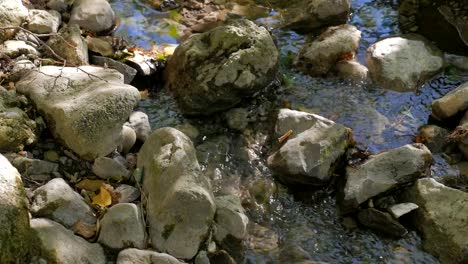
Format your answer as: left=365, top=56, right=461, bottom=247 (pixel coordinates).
left=118, top=125, right=137, bottom=154
left=31, top=218, right=106, bottom=264
left=445, top=53, right=468, bottom=72
left=117, top=248, right=185, bottom=264
left=174, top=123, right=199, bottom=140
left=295, top=24, right=361, bottom=76
left=0, top=0, right=28, bottom=41
left=267, top=109, right=351, bottom=186
left=46, top=24, right=89, bottom=65
left=44, top=150, right=60, bottom=162
left=98, top=203, right=146, bottom=249
left=126, top=111, right=151, bottom=142
left=26, top=9, right=61, bottom=34
left=8, top=59, right=36, bottom=81
left=246, top=223, right=279, bottom=252
left=357, top=208, right=408, bottom=238
left=0, top=40, right=39, bottom=58
left=0, top=154, right=33, bottom=262
left=115, top=184, right=140, bottom=203
left=137, top=128, right=216, bottom=259
left=92, top=157, right=129, bottom=180
left=47, top=0, right=74, bottom=13
left=7, top=155, right=58, bottom=177
left=281, top=0, right=351, bottom=32
left=278, top=244, right=313, bottom=263
left=30, top=178, right=97, bottom=228
left=342, top=144, right=432, bottom=213
left=214, top=195, right=248, bottom=242
left=387, top=203, right=419, bottom=219
left=402, top=178, right=468, bottom=264
left=69, top=0, right=116, bottom=33
left=164, top=19, right=279, bottom=115
left=86, top=37, right=114, bottom=57
left=16, top=66, right=140, bottom=160
left=432, top=82, right=468, bottom=120
left=90, top=55, right=137, bottom=84
left=225, top=108, right=249, bottom=131
left=366, top=35, right=444, bottom=92
left=335, top=60, right=369, bottom=84
left=208, top=250, right=236, bottom=264
left=417, top=125, right=449, bottom=153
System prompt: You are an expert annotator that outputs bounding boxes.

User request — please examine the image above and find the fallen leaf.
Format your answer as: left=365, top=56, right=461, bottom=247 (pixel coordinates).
left=8, top=82, right=15, bottom=90
left=72, top=220, right=96, bottom=239
left=102, top=183, right=121, bottom=205
left=140, top=89, right=150, bottom=100
left=92, top=185, right=112, bottom=208
left=76, top=179, right=105, bottom=192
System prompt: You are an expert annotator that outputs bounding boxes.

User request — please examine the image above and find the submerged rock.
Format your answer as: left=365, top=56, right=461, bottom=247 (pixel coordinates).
left=137, top=128, right=215, bottom=259
left=341, top=144, right=432, bottom=213
left=335, top=60, right=369, bottom=84
left=402, top=178, right=468, bottom=264
left=417, top=124, right=449, bottom=153
left=366, top=35, right=444, bottom=92
left=0, top=0, right=28, bottom=41
left=295, top=24, right=361, bottom=76
left=69, top=0, right=116, bottom=33
left=431, top=82, right=468, bottom=120
left=268, top=109, right=352, bottom=186
left=165, top=19, right=278, bottom=115
left=117, top=248, right=185, bottom=264
left=16, top=66, right=140, bottom=160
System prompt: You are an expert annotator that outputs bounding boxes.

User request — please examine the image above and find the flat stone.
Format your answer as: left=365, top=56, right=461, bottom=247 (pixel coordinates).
left=92, top=157, right=129, bottom=180
left=387, top=203, right=419, bottom=218
left=91, top=55, right=137, bottom=84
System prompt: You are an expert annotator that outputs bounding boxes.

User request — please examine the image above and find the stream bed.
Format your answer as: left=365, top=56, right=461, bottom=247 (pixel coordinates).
left=110, top=0, right=467, bottom=263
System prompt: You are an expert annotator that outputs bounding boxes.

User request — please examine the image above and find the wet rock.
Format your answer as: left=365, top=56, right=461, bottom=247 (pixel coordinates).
left=92, top=157, right=129, bottom=180
left=126, top=111, right=151, bottom=142
left=296, top=24, right=361, bottom=76
left=214, top=195, right=248, bottom=241
left=247, top=223, right=279, bottom=252
left=91, top=55, right=137, bottom=84
left=357, top=208, right=408, bottom=238
left=335, top=60, right=369, bottom=84
left=281, top=0, right=351, bottom=32
left=387, top=203, right=419, bottom=219
left=164, top=19, right=279, bottom=115
left=366, top=35, right=444, bottom=92
left=445, top=53, right=468, bottom=72
left=30, top=178, right=97, bottom=228
left=16, top=66, right=140, bottom=160
left=417, top=125, right=449, bottom=153
left=174, top=123, right=199, bottom=140
left=117, top=248, right=185, bottom=264
left=69, top=0, right=116, bottom=33
left=98, top=203, right=146, bottom=249
left=278, top=244, right=313, bottom=263
left=31, top=218, right=106, bottom=264
left=137, top=128, right=215, bottom=259
left=342, top=144, right=432, bottom=213
left=402, top=178, right=468, bottom=264
left=0, top=40, right=39, bottom=58
left=225, top=108, right=249, bottom=131
left=0, top=154, right=33, bottom=262
left=118, top=125, right=137, bottom=154
left=267, top=109, right=351, bottom=186
left=26, top=9, right=61, bottom=34
left=46, top=24, right=89, bottom=65
left=432, top=82, right=468, bottom=120
left=0, top=0, right=28, bottom=41
left=115, top=184, right=140, bottom=203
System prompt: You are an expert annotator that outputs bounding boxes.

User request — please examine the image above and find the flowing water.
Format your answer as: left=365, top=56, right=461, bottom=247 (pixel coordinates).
left=110, top=0, right=468, bottom=262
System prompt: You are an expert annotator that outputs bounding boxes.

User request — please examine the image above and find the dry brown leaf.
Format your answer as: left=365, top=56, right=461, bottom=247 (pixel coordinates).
left=92, top=185, right=112, bottom=208
left=72, top=220, right=96, bottom=239
left=76, top=179, right=105, bottom=192
left=140, top=89, right=149, bottom=100
left=8, top=82, right=15, bottom=90
left=102, top=183, right=121, bottom=205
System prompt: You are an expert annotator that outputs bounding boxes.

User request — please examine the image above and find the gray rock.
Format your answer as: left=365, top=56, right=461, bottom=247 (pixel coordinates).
left=0, top=154, right=33, bottom=262
left=9, top=59, right=36, bottom=81
left=195, top=251, right=210, bottom=264
left=30, top=178, right=97, bottom=228
left=0, top=0, right=28, bottom=41
left=214, top=195, right=249, bottom=242
left=115, top=184, right=140, bottom=203
left=117, top=248, right=185, bottom=264
left=7, top=155, right=58, bottom=177
left=281, top=0, right=351, bottom=32
left=47, top=0, right=74, bottom=13
left=98, top=203, right=146, bottom=249
left=137, top=128, right=216, bottom=259
left=246, top=223, right=279, bottom=252
left=432, top=82, right=468, bottom=120
left=342, top=144, right=432, bottom=213
left=31, top=218, right=106, bottom=264
left=0, top=40, right=39, bottom=58
left=16, top=66, right=140, bottom=160
left=357, top=208, right=408, bottom=238
left=295, top=24, right=361, bottom=76
left=225, top=108, right=249, bottom=131
left=86, top=37, right=114, bottom=57
left=69, top=0, right=116, bottom=33
left=92, top=157, right=129, bottom=179
left=26, top=9, right=61, bottom=34
left=402, top=178, right=468, bottom=264
left=267, top=109, right=351, bottom=186
left=118, top=125, right=137, bottom=154
left=126, top=111, right=151, bottom=142
left=445, top=53, right=468, bottom=72
left=367, top=35, right=444, bottom=92
left=46, top=24, right=89, bottom=66
left=164, top=19, right=278, bottom=115
left=91, top=55, right=137, bottom=84
left=387, top=203, right=419, bottom=219
left=335, top=60, right=369, bottom=84
left=417, top=124, right=449, bottom=153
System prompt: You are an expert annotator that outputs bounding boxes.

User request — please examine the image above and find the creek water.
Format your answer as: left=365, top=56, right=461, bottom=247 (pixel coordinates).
left=110, top=0, right=467, bottom=263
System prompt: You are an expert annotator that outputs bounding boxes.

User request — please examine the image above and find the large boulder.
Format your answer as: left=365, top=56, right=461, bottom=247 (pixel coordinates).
left=31, top=218, right=106, bottom=264
left=0, top=154, right=33, bottom=262
left=164, top=19, right=278, bottom=115
left=137, top=128, right=216, bottom=259
left=295, top=24, right=361, bottom=76
left=69, top=0, right=116, bottom=33
left=267, top=109, right=352, bottom=186
left=117, top=248, right=185, bottom=264
left=366, top=35, right=444, bottom=92
left=431, top=82, right=468, bottom=120
left=46, top=24, right=89, bottom=66
left=281, top=0, right=351, bottom=32
left=341, top=144, right=432, bottom=213
left=402, top=178, right=468, bottom=264
left=0, top=0, right=28, bottom=41
left=16, top=66, right=140, bottom=160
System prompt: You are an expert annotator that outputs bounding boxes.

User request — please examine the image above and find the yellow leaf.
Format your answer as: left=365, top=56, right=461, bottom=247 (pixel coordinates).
left=92, top=186, right=112, bottom=208
left=76, top=179, right=105, bottom=192
left=140, top=89, right=149, bottom=100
